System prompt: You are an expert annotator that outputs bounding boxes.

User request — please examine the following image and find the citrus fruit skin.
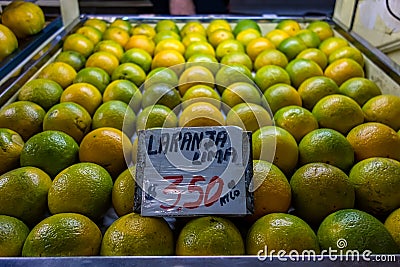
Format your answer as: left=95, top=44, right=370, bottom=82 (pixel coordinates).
left=17, top=79, right=64, bottom=111
left=312, top=94, right=364, bottom=135
left=0, top=24, right=18, bottom=61
left=0, top=128, right=24, bottom=175
left=252, top=126, right=298, bottom=176
left=215, top=64, right=253, bottom=94
left=2, top=2, right=45, bottom=38
left=290, top=163, right=355, bottom=226
left=112, top=167, right=136, bottom=217
left=249, top=160, right=291, bottom=221
left=226, top=103, right=272, bottom=133
left=349, top=157, right=400, bottom=218
left=103, top=79, right=142, bottom=112
left=84, top=18, right=108, bottom=34
left=339, top=77, right=382, bottom=106
left=298, top=128, right=354, bottom=171
left=317, top=209, right=399, bottom=254
left=324, top=58, right=365, bottom=86
left=182, top=84, right=221, bottom=110
left=22, top=213, right=102, bottom=256
left=136, top=105, right=178, bottom=131
left=263, top=83, right=302, bottom=114
left=297, top=76, right=340, bottom=110
left=384, top=208, right=400, bottom=248
left=346, top=122, right=400, bottom=162
left=63, top=34, right=95, bottom=58
left=0, top=166, right=52, bottom=226
left=20, top=130, right=79, bottom=178
left=179, top=102, right=225, bottom=127
left=61, top=83, right=102, bottom=116
left=306, top=20, right=334, bottom=41
left=111, top=63, right=146, bottom=88
left=176, top=216, right=244, bottom=256
left=273, top=106, right=318, bottom=142
left=94, top=40, right=124, bottom=60
left=233, top=19, right=261, bottom=36
left=101, top=213, right=174, bottom=256
left=74, top=67, right=110, bottom=94
left=255, top=65, right=291, bottom=93
left=178, top=66, right=215, bottom=96
left=362, top=94, right=400, bottom=131
left=0, top=215, right=30, bottom=256
left=48, top=162, right=114, bottom=220
left=246, top=213, right=320, bottom=255
left=38, top=62, right=77, bottom=89
left=221, top=82, right=262, bottom=108
left=285, top=58, right=323, bottom=88
left=141, top=83, right=181, bottom=111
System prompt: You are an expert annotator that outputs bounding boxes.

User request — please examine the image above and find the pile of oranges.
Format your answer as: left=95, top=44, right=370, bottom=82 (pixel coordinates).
left=0, top=17, right=400, bottom=257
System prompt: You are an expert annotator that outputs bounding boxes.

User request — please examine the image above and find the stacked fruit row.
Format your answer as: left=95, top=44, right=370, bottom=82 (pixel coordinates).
left=0, top=17, right=399, bottom=257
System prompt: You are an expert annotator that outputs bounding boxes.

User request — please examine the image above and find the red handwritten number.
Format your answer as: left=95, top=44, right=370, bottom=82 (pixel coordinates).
left=183, top=175, right=206, bottom=209
left=204, top=176, right=224, bottom=207
left=160, top=175, right=183, bottom=209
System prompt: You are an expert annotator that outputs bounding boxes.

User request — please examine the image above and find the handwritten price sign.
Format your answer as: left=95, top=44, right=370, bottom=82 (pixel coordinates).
left=134, top=126, right=253, bottom=216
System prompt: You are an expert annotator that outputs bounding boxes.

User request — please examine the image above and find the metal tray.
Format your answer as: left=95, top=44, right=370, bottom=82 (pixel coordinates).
left=0, top=15, right=399, bottom=266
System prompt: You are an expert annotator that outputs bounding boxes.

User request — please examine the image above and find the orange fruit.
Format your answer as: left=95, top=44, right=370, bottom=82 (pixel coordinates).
left=248, top=160, right=291, bottom=221
left=306, top=20, right=334, bottom=41
left=79, top=127, right=132, bottom=178
left=186, top=53, right=219, bottom=75
left=48, top=162, right=113, bottom=220
left=253, top=49, right=288, bottom=71
left=291, top=162, right=355, bottom=225
left=103, top=27, right=130, bottom=47
left=254, top=65, right=291, bottom=93
left=176, top=216, right=244, bottom=256
left=84, top=18, right=108, bottom=33
left=297, top=76, right=340, bottom=110
left=182, top=32, right=207, bottom=48
left=339, top=77, right=381, bottom=106
left=153, top=30, right=181, bottom=44
left=61, top=83, right=102, bottom=115
left=73, top=66, right=110, bottom=93
left=112, top=167, right=136, bottom=217
left=319, top=36, right=349, bottom=56
left=124, top=35, right=155, bottom=55
left=111, top=62, right=146, bottom=87
left=180, top=21, right=206, bottom=37
left=43, top=102, right=92, bottom=143
left=362, top=94, right=400, bottom=131
left=220, top=51, right=252, bottom=71
left=206, top=19, right=232, bottom=36
left=17, top=78, right=63, bottom=110
left=179, top=102, right=225, bottom=127
left=285, top=58, right=323, bottom=88
left=276, top=20, right=301, bottom=36
left=85, top=51, right=120, bottom=75
left=182, top=84, right=221, bottom=109
left=20, top=130, right=79, bottom=177
left=1, top=1, right=45, bottom=38
left=277, top=36, right=307, bottom=60
left=154, top=39, right=185, bottom=55
left=121, top=48, right=152, bottom=73
left=178, top=65, right=215, bottom=96
left=151, top=49, right=186, bottom=75
left=0, top=128, right=24, bottom=175
left=221, top=82, right=262, bottom=108
left=144, top=67, right=179, bottom=89
left=226, top=103, right=272, bottom=132
left=296, top=48, right=328, bottom=70
left=75, top=26, right=102, bottom=45
left=110, top=19, right=132, bottom=32
left=0, top=215, right=29, bottom=256
left=63, top=33, right=94, bottom=58
left=273, top=105, right=319, bottom=142
left=185, top=41, right=215, bottom=60
left=252, top=126, right=298, bottom=175
left=349, top=157, right=400, bottom=218
left=136, top=105, right=178, bottom=131
left=38, top=62, right=77, bottom=89
left=385, top=208, right=400, bottom=248
left=299, top=128, right=355, bottom=171
left=130, top=23, right=156, bottom=38
left=215, top=64, right=253, bottom=94
left=0, top=24, right=18, bottom=61
left=328, top=46, right=365, bottom=67
left=265, top=29, right=290, bottom=47
left=295, top=29, right=321, bottom=48
left=207, top=29, right=234, bottom=48
left=324, top=58, right=365, bottom=86
left=263, top=83, right=302, bottom=114
left=155, top=20, right=179, bottom=34
left=312, top=94, right=364, bottom=134
left=101, top=213, right=174, bottom=256
left=233, top=19, right=261, bottom=36
left=141, top=83, right=181, bottom=111
left=215, top=39, right=243, bottom=60
left=103, top=79, right=142, bottom=112
left=94, top=40, right=124, bottom=61
left=246, top=213, right=320, bottom=255
left=246, top=37, right=275, bottom=61
left=0, top=101, right=45, bottom=141
left=235, top=28, right=261, bottom=46
left=347, top=122, right=400, bottom=162
left=54, top=51, right=86, bottom=71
